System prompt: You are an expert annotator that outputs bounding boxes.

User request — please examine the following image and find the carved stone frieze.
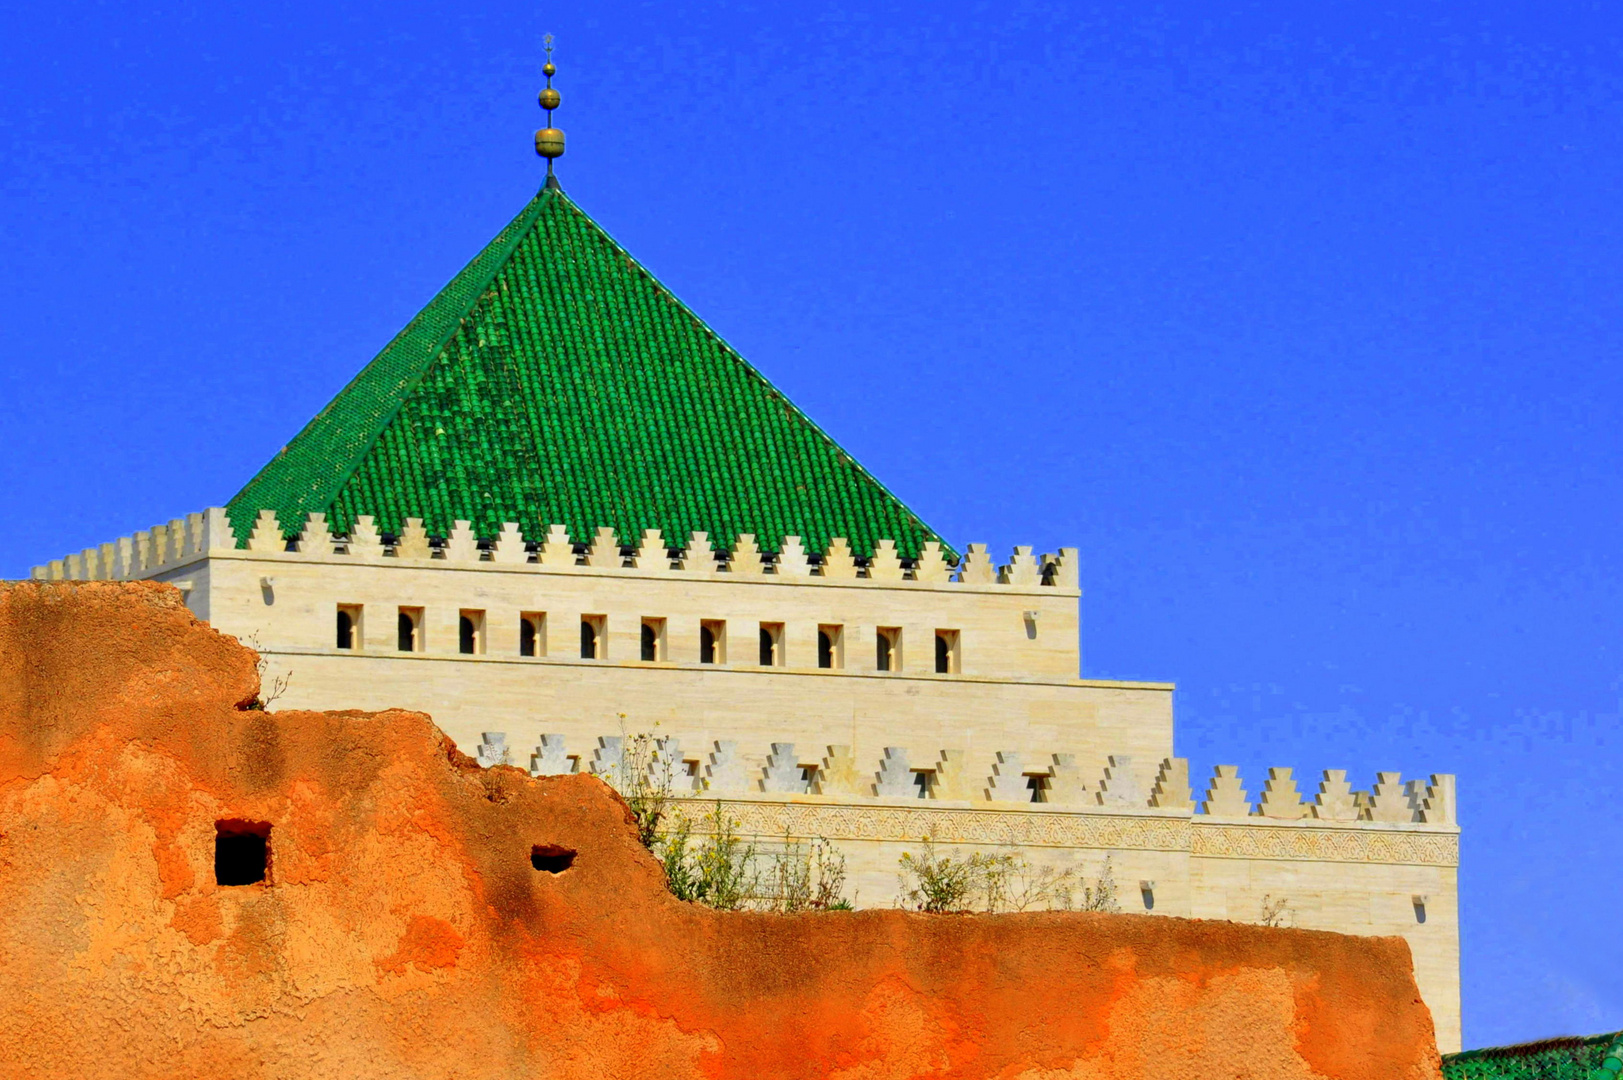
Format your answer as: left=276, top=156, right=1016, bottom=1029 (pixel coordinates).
left=1191, top=822, right=1459, bottom=867
left=681, top=799, right=1459, bottom=866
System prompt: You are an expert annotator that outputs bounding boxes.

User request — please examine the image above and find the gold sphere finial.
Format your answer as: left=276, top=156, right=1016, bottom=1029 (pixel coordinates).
left=535, top=34, right=565, bottom=178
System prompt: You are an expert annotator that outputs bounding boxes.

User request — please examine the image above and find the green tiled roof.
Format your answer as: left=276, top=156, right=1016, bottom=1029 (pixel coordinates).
left=227, top=182, right=947, bottom=559
left=1443, top=1032, right=1623, bottom=1080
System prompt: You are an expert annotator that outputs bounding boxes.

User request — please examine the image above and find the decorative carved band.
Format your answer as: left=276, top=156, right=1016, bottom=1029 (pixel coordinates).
left=710, top=800, right=1189, bottom=851
left=1191, top=823, right=1459, bottom=867
left=695, top=800, right=1458, bottom=866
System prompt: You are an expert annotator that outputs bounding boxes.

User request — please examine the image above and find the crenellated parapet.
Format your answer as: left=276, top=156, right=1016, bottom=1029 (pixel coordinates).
left=31, top=509, right=1080, bottom=590
left=29, top=508, right=235, bottom=583
left=469, top=733, right=1456, bottom=831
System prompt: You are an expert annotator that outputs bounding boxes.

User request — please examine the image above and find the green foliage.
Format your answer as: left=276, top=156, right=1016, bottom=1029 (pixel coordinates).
left=607, top=728, right=855, bottom=912
left=755, top=834, right=850, bottom=913
left=898, top=836, right=982, bottom=913
left=609, top=725, right=676, bottom=849
left=654, top=802, right=757, bottom=911
left=898, top=837, right=1118, bottom=914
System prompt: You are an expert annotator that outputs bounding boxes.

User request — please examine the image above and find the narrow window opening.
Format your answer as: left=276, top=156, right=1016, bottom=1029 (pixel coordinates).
left=458, top=609, right=485, bottom=655
left=1026, top=774, right=1050, bottom=803
left=580, top=615, right=605, bottom=660
left=817, top=624, right=843, bottom=670
left=1412, top=895, right=1428, bottom=924
left=215, top=820, right=270, bottom=886
left=520, top=613, right=546, bottom=657
left=700, top=619, right=725, bottom=664
left=913, top=770, right=933, bottom=799
left=1140, top=881, right=1156, bottom=911
left=640, top=618, right=665, bottom=662
left=336, top=606, right=357, bottom=650
left=758, top=622, right=783, bottom=667
left=531, top=844, right=576, bottom=873
left=876, top=627, right=901, bottom=672
left=397, top=607, right=422, bottom=653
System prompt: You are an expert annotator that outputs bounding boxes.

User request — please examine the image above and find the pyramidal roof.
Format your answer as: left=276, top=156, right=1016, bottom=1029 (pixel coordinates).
left=227, top=183, right=947, bottom=559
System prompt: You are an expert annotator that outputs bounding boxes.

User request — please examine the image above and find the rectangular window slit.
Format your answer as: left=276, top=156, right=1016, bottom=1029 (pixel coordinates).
left=459, top=609, right=485, bottom=655
left=700, top=619, right=725, bottom=664
left=397, top=607, right=423, bottom=652
left=520, top=612, right=546, bottom=657
left=336, top=604, right=362, bottom=650
left=580, top=615, right=606, bottom=659
left=759, top=622, right=784, bottom=667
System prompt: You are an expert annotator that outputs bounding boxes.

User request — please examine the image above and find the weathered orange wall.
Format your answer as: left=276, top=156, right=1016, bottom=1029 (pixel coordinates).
left=0, top=582, right=1442, bottom=1080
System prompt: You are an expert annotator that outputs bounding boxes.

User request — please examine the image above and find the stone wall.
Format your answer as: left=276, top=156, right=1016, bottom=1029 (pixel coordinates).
left=0, top=581, right=1444, bottom=1080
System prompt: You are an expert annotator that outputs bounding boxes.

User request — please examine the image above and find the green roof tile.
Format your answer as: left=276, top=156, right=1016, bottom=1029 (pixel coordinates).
left=1443, top=1032, right=1623, bottom=1080
left=227, top=184, right=949, bottom=559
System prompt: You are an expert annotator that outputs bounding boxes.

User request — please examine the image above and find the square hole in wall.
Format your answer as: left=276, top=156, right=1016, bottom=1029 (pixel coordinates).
left=215, top=820, right=271, bottom=886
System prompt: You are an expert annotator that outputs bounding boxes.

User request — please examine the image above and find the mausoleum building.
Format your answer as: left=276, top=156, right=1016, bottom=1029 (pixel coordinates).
left=26, top=81, right=1462, bottom=1048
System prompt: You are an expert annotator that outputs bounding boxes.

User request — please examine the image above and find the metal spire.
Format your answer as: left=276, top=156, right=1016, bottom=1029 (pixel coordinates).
left=534, top=35, right=565, bottom=188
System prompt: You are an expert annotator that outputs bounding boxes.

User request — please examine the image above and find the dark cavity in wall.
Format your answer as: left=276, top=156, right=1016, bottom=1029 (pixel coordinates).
left=531, top=845, right=576, bottom=873
left=215, top=819, right=271, bottom=886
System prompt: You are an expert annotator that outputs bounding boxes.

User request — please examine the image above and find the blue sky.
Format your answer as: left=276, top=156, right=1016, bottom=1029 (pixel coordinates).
left=2, top=2, right=1618, bottom=1047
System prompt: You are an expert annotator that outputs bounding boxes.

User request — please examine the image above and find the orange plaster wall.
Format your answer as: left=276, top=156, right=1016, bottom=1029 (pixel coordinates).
left=0, top=582, right=1443, bottom=1080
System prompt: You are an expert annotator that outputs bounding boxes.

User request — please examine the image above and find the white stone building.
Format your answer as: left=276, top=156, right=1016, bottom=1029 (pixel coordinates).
left=27, top=168, right=1460, bottom=1047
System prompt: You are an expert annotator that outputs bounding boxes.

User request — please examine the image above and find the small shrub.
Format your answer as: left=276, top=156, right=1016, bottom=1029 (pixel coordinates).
left=654, top=801, right=757, bottom=911
left=610, top=728, right=852, bottom=912
left=1259, top=894, right=1293, bottom=927
left=755, top=834, right=850, bottom=913
left=239, top=633, right=290, bottom=710
left=899, top=839, right=1117, bottom=913
left=1078, top=857, right=1120, bottom=913
left=611, top=725, right=677, bottom=849
left=898, top=836, right=981, bottom=912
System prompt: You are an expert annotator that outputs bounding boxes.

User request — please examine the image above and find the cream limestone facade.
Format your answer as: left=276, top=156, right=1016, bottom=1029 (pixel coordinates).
left=30, top=506, right=1462, bottom=1050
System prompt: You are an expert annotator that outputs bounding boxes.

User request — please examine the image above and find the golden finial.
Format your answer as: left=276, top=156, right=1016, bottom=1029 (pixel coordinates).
left=534, top=34, right=565, bottom=185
